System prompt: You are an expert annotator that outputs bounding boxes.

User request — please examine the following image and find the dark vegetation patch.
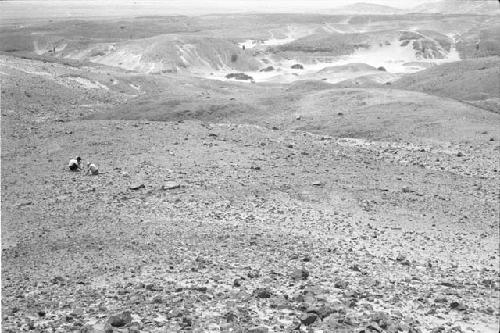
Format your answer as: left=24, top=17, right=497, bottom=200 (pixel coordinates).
left=259, top=66, right=274, bottom=72
left=226, top=73, right=254, bottom=81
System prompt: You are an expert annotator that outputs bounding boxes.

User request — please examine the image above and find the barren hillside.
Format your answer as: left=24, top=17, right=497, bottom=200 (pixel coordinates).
left=1, top=9, right=499, bottom=333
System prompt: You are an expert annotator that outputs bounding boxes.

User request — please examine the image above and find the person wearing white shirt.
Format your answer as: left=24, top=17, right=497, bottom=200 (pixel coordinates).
left=68, top=156, right=82, bottom=171
left=87, top=162, right=99, bottom=175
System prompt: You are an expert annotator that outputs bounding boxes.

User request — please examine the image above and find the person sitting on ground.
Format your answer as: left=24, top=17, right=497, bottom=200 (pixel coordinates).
left=86, top=162, right=98, bottom=175
left=68, top=156, right=82, bottom=171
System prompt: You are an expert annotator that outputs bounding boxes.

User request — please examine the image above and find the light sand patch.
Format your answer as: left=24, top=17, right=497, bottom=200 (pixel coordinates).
left=66, top=77, right=109, bottom=90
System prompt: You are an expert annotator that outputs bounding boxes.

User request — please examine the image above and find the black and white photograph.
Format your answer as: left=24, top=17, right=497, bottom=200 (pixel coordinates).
left=1, top=0, right=499, bottom=332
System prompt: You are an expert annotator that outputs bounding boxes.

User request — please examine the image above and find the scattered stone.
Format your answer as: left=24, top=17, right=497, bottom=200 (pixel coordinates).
left=334, top=280, right=349, bottom=289
left=396, top=253, right=406, bottom=262
left=181, top=316, right=192, bottom=327
left=291, top=268, right=309, bottom=280
left=371, top=312, right=391, bottom=329
left=223, top=312, right=238, bottom=322
left=129, top=183, right=145, bottom=190
left=300, top=313, right=318, bottom=326
left=151, top=295, right=163, bottom=304
left=107, top=311, right=132, bottom=327
left=248, top=270, right=260, bottom=278
left=400, top=260, right=410, bottom=266
left=349, top=264, right=361, bottom=271
left=302, top=255, right=312, bottom=262
left=27, top=319, right=35, bottom=330
left=167, top=309, right=183, bottom=319
left=51, top=276, right=64, bottom=284
left=253, top=288, right=272, bottom=298
left=306, top=305, right=335, bottom=319
left=440, top=281, right=456, bottom=288
left=450, top=301, right=467, bottom=311
left=17, top=200, right=32, bottom=207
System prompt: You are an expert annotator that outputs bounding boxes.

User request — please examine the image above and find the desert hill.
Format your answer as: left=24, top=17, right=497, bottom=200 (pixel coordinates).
left=61, top=34, right=260, bottom=74
left=411, top=0, right=500, bottom=15
left=330, top=2, right=403, bottom=15
left=2, top=51, right=499, bottom=332
left=393, top=56, right=500, bottom=112
left=2, top=13, right=495, bottom=82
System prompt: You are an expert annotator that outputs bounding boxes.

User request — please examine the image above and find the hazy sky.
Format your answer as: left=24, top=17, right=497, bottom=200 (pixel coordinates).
left=0, top=0, right=437, bottom=9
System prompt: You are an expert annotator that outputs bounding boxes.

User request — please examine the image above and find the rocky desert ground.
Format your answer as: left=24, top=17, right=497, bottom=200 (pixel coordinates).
left=1, top=1, right=500, bottom=332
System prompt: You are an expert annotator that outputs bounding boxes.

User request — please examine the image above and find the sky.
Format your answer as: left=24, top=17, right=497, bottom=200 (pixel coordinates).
left=0, top=0, right=436, bottom=8
left=0, top=0, right=441, bottom=22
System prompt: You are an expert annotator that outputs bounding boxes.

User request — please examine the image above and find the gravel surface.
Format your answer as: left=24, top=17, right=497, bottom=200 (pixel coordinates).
left=1, top=52, right=499, bottom=333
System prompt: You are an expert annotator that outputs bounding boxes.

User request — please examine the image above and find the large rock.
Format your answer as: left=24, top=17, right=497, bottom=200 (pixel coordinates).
left=312, top=305, right=342, bottom=319
left=450, top=301, right=467, bottom=311
left=300, top=313, right=318, bottom=326
left=107, top=311, right=133, bottom=327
